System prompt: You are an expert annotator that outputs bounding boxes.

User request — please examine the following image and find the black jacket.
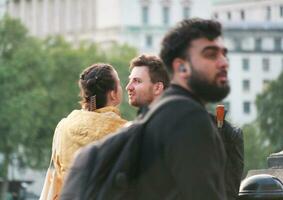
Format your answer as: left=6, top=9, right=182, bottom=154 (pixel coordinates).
left=136, top=84, right=227, bottom=200
left=215, top=118, right=244, bottom=200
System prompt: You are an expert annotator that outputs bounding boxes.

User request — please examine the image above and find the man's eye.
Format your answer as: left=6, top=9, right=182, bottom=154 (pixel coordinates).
left=204, top=52, right=218, bottom=59
left=133, top=79, right=142, bottom=83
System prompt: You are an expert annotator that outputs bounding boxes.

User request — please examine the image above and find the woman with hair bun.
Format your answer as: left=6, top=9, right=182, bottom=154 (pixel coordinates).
left=40, top=63, right=127, bottom=200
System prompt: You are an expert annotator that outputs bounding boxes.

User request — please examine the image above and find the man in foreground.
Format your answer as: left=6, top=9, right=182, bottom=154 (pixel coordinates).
left=135, top=18, right=230, bottom=200
left=127, top=43, right=242, bottom=200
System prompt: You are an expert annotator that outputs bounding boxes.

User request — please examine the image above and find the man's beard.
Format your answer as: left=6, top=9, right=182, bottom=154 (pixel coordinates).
left=188, top=65, right=230, bottom=103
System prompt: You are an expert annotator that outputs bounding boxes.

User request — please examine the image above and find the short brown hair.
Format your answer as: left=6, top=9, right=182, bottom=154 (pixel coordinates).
left=130, top=54, right=170, bottom=89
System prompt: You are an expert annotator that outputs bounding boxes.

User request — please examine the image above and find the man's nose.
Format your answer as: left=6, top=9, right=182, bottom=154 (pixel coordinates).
left=126, top=82, right=132, bottom=91
left=218, top=55, right=229, bottom=69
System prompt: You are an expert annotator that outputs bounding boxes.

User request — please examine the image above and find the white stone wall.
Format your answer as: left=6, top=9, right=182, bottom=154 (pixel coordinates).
left=5, top=0, right=210, bottom=52
left=115, top=0, right=210, bottom=55
left=226, top=52, right=283, bottom=126
left=6, top=0, right=97, bottom=38
left=213, top=0, right=283, bottom=22
left=213, top=0, right=283, bottom=125
left=96, top=0, right=121, bottom=29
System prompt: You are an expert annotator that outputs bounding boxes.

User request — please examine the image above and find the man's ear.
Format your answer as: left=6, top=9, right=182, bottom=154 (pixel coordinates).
left=153, top=82, right=164, bottom=96
left=172, top=58, right=191, bottom=78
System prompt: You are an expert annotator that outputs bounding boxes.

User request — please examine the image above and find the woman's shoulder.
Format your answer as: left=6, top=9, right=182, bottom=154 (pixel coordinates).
left=95, top=106, right=127, bottom=121
left=67, top=109, right=127, bottom=144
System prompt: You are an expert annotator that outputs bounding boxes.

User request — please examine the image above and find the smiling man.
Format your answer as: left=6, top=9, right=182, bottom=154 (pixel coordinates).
left=126, top=54, right=169, bottom=112
left=135, top=18, right=230, bottom=200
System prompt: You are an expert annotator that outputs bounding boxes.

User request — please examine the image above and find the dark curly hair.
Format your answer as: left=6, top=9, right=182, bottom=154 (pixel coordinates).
left=130, top=54, right=170, bottom=89
left=160, top=18, right=222, bottom=74
left=79, top=63, right=117, bottom=110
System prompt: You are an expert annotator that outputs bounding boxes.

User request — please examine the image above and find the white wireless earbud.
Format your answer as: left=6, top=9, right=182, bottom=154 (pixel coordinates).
left=179, top=64, right=187, bottom=73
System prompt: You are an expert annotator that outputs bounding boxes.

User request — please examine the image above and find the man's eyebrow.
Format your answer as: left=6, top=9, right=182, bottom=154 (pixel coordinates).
left=128, top=76, right=141, bottom=80
left=201, top=46, right=228, bottom=54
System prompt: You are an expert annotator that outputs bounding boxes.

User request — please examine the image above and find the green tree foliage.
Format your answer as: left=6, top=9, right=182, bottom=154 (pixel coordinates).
left=0, top=15, right=52, bottom=200
left=0, top=15, right=137, bottom=190
left=0, top=15, right=50, bottom=170
left=256, top=72, right=283, bottom=151
left=242, top=123, right=273, bottom=176
left=102, top=43, right=138, bottom=120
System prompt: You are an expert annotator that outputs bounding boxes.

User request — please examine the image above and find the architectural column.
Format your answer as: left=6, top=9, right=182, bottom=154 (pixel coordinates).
left=81, top=0, right=87, bottom=32
left=43, top=0, right=49, bottom=36
left=7, top=0, right=14, bottom=17
left=54, top=0, right=60, bottom=33
left=20, top=0, right=26, bottom=24
left=65, top=0, right=71, bottom=33
left=87, top=0, right=93, bottom=31
left=69, top=0, right=75, bottom=33
left=49, top=0, right=54, bottom=34
left=77, top=0, right=82, bottom=32
left=59, top=0, right=66, bottom=34
left=92, top=0, right=96, bottom=30
left=31, top=0, right=37, bottom=35
left=27, top=0, right=33, bottom=32
left=37, top=0, right=44, bottom=36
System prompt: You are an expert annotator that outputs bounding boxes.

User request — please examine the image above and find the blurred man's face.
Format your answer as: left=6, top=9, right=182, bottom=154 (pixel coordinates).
left=126, top=66, right=155, bottom=107
left=186, top=37, right=230, bottom=102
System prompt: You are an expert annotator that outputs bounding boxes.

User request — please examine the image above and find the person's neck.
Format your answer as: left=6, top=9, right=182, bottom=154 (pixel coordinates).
left=170, top=81, right=206, bottom=105
left=105, top=102, right=118, bottom=107
left=171, top=80, right=190, bottom=91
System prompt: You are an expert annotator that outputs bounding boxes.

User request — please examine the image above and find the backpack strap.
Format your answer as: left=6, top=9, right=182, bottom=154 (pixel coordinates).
left=141, top=95, right=189, bottom=123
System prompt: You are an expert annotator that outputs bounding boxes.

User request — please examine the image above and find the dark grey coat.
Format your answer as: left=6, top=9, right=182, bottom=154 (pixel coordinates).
left=135, top=84, right=227, bottom=200
left=216, top=118, right=244, bottom=200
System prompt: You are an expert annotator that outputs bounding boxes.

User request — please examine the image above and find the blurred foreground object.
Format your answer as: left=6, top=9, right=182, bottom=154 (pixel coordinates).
left=238, top=174, right=283, bottom=200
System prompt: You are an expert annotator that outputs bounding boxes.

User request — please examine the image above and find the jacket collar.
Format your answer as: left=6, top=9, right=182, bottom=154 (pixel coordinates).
left=95, top=106, right=121, bottom=115
left=164, top=84, right=204, bottom=107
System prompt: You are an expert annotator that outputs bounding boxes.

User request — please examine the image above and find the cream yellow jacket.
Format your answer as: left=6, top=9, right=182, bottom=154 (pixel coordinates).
left=52, top=106, right=127, bottom=181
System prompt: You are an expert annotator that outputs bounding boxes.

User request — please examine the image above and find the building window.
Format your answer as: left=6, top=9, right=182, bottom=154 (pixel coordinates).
left=242, top=37, right=255, bottom=50
left=142, top=6, right=149, bottom=25
left=266, top=6, right=271, bottom=20
left=227, top=11, right=231, bottom=20
left=214, top=13, right=218, bottom=19
left=263, top=79, right=270, bottom=90
left=234, top=37, right=242, bottom=50
left=242, top=58, right=250, bottom=71
left=183, top=7, right=190, bottom=19
left=274, top=37, right=282, bottom=51
left=240, top=10, right=245, bottom=20
left=145, top=35, right=153, bottom=48
left=162, top=6, right=170, bottom=25
left=262, top=58, right=270, bottom=72
left=243, top=101, right=251, bottom=114
left=223, top=101, right=230, bottom=112
left=243, top=79, right=250, bottom=91
left=262, top=37, right=274, bottom=51
left=255, top=38, right=262, bottom=51
left=280, top=6, right=283, bottom=17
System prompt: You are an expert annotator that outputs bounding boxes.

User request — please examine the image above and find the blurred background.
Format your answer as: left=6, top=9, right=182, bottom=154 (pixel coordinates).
left=0, top=0, right=283, bottom=199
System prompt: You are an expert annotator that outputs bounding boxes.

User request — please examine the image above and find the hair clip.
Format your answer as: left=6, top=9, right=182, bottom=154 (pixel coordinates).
left=89, top=95, right=97, bottom=111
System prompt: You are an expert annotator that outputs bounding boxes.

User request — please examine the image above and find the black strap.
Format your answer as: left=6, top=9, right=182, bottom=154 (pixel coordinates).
left=141, top=95, right=189, bottom=123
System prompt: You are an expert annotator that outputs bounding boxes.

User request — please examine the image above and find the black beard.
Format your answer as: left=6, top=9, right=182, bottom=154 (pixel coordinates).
left=188, top=67, right=230, bottom=103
